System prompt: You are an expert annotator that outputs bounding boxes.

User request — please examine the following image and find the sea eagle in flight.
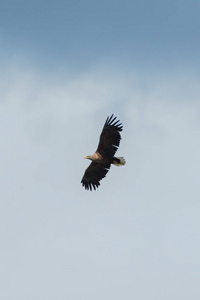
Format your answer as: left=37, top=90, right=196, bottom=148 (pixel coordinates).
left=81, top=114, right=125, bottom=191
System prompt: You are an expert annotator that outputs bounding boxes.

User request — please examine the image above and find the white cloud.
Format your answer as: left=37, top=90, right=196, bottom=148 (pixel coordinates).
left=1, top=64, right=200, bottom=299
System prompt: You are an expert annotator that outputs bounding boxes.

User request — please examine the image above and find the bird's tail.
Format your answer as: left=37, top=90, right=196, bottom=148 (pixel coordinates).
left=113, top=157, right=126, bottom=166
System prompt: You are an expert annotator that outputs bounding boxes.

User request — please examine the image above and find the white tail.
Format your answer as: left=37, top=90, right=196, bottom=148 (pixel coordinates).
left=113, top=157, right=126, bottom=166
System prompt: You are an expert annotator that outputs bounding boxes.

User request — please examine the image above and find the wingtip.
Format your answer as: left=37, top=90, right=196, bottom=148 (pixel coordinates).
left=106, top=114, right=117, bottom=125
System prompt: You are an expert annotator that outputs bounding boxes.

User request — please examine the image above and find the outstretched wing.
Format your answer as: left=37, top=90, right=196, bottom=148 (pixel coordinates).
left=81, top=162, right=111, bottom=191
left=96, top=114, right=123, bottom=157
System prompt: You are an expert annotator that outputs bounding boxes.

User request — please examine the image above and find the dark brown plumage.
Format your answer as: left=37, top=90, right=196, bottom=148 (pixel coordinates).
left=81, top=114, right=125, bottom=191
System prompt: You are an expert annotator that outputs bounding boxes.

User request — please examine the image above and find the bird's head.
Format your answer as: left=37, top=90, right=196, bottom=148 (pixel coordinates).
left=84, top=155, right=91, bottom=160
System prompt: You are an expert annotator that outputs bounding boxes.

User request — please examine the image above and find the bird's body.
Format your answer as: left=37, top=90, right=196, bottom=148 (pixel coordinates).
left=81, top=114, right=125, bottom=191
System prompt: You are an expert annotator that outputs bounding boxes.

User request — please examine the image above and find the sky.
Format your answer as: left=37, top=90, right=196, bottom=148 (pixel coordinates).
left=1, top=1, right=200, bottom=299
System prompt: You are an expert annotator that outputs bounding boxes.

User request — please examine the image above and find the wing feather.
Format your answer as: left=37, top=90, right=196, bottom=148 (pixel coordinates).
left=96, top=114, right=123, bottom=157
left=81, top=162, right=111, bottom=191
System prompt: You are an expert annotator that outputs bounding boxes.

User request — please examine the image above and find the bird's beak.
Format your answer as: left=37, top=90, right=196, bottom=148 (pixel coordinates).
left=84, top=156, right=88, bottom=159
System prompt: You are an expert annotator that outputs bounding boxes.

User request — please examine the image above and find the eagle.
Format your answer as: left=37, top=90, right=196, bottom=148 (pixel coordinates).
left=81, top=114, right=125, bottom=191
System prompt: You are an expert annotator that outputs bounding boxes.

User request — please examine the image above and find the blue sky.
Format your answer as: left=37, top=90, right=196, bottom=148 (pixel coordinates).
left=1, top=1, right=200, bottom=299
left=1, top=0, right=200, bottom=70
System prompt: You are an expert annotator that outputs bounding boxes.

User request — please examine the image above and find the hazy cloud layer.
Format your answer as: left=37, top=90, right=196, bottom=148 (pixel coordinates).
left=1, top=65, right=200, bottom=299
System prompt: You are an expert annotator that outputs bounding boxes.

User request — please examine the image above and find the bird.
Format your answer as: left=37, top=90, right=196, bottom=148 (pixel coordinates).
left=81, top=114, right=125, bottom=191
